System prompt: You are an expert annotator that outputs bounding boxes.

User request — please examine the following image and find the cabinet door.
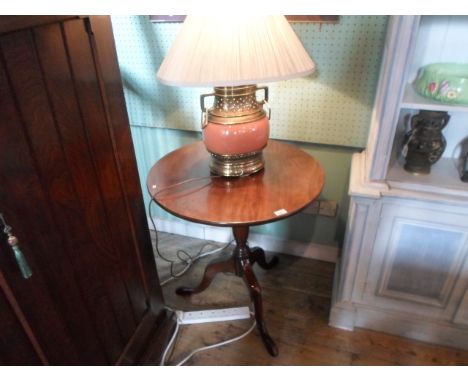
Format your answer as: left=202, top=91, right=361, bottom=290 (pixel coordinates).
left=0, top=16, right=167, bottom=365
left=0, top=265, right=43, bottom=366
left=363, top=201, right=468, bottom=321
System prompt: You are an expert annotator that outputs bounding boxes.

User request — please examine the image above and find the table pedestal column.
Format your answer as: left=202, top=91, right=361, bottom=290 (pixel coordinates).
left=176, top=225, right=279, bottom=357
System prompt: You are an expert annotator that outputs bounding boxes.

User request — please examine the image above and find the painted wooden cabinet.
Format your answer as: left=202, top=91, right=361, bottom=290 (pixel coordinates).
left=330, top=16, right=468, bottom=349
left=0, top=16, right=174, bottom=365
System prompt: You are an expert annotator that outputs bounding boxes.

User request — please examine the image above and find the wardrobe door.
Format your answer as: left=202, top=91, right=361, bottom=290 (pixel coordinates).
left=0, top=16, right=172, bottom=365
left=0, top=265, right=43, bottom=366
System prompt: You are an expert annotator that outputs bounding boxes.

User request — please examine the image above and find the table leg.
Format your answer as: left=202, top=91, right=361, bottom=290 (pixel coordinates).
left=249, top=247, right=279, bottom=270
left=173, top=225, right=278, bottom=356
left=175, top=257, right=236, bottom=296
left=233, top=226, right=278, bottom=357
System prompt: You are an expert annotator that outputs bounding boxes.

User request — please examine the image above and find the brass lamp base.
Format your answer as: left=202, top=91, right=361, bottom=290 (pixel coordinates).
left=201, top=85, right=270, bottom=177
left=209, top=151, right=264, bottom=177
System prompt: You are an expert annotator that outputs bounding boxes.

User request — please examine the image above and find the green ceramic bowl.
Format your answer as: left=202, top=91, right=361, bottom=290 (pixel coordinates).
left=414, top=63, right=468, bottom=105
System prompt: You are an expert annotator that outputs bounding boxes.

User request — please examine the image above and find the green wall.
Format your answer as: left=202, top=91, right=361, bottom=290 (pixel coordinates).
left=111, top=16, right=388, bottom=148
left=111, top=16, right=388, bottom=249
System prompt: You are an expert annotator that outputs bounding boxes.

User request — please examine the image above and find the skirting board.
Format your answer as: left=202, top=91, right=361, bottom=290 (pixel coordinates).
left=329, top=302, right=468, bottom=350
left=147, top=216, right=338, bottom=263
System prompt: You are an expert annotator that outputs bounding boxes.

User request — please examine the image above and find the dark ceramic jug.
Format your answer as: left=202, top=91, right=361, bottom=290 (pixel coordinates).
left=402, top=110, right=450, bottom=174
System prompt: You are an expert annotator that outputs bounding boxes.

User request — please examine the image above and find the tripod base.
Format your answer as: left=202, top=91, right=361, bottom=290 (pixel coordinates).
left=176, top=226, right=279, bottom=357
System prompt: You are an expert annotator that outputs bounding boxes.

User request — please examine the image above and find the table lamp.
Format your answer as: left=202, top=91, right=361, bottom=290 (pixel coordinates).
left=157, top=15, right=315, bottom=177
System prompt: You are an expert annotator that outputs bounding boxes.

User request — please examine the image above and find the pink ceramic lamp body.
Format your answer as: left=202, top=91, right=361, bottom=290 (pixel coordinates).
left=203, top=116, right=270, bottom=156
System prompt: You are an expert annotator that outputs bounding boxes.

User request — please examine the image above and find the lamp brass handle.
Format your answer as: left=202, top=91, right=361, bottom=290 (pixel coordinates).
left=256, top=86, right=269, bottom=103
left=200, top=92, right=216, bottom=129
left=256, top=86, right=271, bottom=120
left=0, top=213, right=33, bottom=279
left=200, top=91, right=215, bottom=112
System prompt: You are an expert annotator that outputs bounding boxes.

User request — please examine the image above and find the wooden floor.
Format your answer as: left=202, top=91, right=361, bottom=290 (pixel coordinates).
left=153, top=231, right=468, bottom=366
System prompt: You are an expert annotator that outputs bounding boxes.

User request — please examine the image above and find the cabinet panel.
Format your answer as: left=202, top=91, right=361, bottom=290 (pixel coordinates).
left=382, top=221, right=463, bottom=305
left=0, top=16, right=172, bottom=365
left=364, top=202, right=468, bottom=318
left=0, top=30, right=98, bottom=364
left=0, top=266, right=42, bottom=366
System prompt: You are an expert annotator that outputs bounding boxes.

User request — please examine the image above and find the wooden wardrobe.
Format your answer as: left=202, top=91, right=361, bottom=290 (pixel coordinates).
left=0, top=16, right=175, bottom=365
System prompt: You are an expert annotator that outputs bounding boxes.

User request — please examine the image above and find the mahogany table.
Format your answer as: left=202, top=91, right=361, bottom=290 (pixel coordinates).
left=147, top=140, right=324, bottom=356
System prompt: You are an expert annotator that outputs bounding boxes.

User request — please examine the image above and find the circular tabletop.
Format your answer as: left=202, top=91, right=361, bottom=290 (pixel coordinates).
left=147, top=140, right=324, bottom=227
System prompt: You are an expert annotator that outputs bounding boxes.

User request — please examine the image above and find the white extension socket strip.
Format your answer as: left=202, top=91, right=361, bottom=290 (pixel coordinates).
left=175, top=306, right=251, bottom=325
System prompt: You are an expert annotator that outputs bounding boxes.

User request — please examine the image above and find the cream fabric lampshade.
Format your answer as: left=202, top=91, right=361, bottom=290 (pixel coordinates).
left=156, top=15, right=315, bottom=87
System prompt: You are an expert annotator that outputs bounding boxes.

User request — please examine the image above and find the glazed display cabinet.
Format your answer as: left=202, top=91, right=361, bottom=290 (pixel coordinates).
left=330, top=16, right=468, bottom=349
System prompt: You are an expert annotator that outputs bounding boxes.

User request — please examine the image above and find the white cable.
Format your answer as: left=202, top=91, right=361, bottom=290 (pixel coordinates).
left=174, top=313, right=256, bottom=366
left=159, top=319, right=180, bottom=366
left=159, top=313, right=256, bottom=366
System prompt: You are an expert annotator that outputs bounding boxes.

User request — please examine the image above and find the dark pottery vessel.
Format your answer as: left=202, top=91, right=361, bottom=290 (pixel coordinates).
left=402, top=110, right=450, bottom=174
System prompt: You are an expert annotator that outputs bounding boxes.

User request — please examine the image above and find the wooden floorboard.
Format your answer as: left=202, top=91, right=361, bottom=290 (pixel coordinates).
left=152, top=231, right=468, bottom=366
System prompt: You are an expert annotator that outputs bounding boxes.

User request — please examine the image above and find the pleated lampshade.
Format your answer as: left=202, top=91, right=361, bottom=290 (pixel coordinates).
left=156, top=15, right=315, bottom=177
left=157, top=15, right=315, bottom=87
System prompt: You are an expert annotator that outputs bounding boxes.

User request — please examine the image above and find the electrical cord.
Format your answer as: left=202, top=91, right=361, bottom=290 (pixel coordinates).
left=159, top=241, right=233, bottom=286
left=147, top=198, right=233, bottom=285
left=151, top=172, right=251, bottom=199
left=160, top=318, right=180, bottom=366
left=151, top=175, right=222, bottom=198
left=160, top=312, right=256, bottom=366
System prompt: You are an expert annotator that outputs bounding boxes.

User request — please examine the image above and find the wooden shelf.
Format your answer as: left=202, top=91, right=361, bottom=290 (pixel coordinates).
left=401, top=84, right=468, bottom=114
left=387, top=157, right=468, bottom=199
